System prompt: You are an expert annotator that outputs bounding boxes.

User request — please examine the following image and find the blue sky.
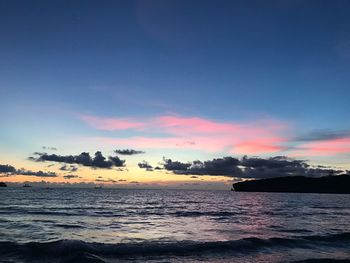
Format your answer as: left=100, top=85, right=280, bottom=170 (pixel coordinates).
left=0, top=0, right=350, bottom=188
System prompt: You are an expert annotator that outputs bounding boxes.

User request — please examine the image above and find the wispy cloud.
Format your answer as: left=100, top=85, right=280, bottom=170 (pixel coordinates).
left=63, top=174, right=79, bottom=179
left=95, top=178, right=118, bottom=183
left=42, top=146, right=57, bottom=151
left=81, top=114, right=288, bottom=154
left=293, top=137, right=350, bottom=156
left=114, top=149, right=145, bottom=155
left=293, top=130, right=350, bottom=142
left=80, top=114, right=350, bottom=157
left=80, top=115, right=145, bottom=131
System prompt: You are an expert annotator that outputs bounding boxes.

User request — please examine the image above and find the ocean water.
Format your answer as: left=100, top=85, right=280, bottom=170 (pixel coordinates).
left=0, top=188, right=350, bottom=263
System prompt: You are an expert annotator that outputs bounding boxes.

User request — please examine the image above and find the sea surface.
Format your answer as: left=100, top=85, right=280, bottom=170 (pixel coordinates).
left=0, top=188, right=350, bottom=263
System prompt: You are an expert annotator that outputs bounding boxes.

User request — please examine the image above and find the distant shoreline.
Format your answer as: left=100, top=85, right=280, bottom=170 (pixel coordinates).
left=233, top=174, right=350, bottom=194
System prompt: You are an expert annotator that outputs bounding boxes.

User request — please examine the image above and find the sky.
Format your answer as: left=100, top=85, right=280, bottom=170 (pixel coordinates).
left=0, top=0, right=350, bottom=189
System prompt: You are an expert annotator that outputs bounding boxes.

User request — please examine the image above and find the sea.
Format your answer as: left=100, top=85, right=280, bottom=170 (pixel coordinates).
left=0, top=188, right=350, bottom=263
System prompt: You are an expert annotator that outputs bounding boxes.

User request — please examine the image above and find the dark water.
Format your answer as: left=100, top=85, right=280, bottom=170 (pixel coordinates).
left=1, top=188, right=350, bottom=262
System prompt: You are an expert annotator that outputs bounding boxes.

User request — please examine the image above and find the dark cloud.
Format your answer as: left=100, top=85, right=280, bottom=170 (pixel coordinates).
left=239, top=156, right=309, bottom=179
left=163, top=157, right=240, bottom=176
left=305, top=168, right=344, bottom=177
left=60, top=165, right=78, bottom=172
left=63, top=174, right=79, bottom=179
left=241, top=156, right=307, bottom=169
left=130, top=181, right=139, bottom=184
left=0, top=164, right=57, bottom=177
left=16, top=169, right=57, bottom=177
left=42, top=146, right=57, bottom=151
left=114, top=149, right=145, bottom=155
left=241, top=156, right=343, bottom=178
left=161, top=156, right=344, bottom=179
left=188, top=157, right=240, bottom=176
left=107, top=155, right=125, bottom=167
left=138, top=161, right=153, bottom=171
left=0, top=164, right=16, bottom=174
left=118, top=179, right=127, bottom=182
left=95, top=178, right=119, bottom=183
left=239, top=156, right=342, bottom=178
left=71, top=166, right=78, bottom=172
left=294, top=129, right=350, bottom=142
left=30, top=151, right=125, bottom=169
left=162, top=158, right=191, bottom=171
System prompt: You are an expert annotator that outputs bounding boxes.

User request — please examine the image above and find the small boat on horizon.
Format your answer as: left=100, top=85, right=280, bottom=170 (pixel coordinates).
left=23, top=184, right=32, bottom=188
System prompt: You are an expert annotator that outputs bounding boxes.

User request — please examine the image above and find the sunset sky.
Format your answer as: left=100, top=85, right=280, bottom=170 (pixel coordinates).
left=1, top=0, right=350, bottom=189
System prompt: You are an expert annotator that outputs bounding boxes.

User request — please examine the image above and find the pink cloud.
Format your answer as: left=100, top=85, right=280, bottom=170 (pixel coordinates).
left=156, top=116, right=241, bottom=134
left=156, top=116, right=288, bottom=138
left=80, top=114, right=289, bottom=154
left=92, top=136, right=227, bottom=152
left=295, top=137, right=350, bottom=156
left=128, top=137, right=200, bottom=150
left=80, top=115, right=145, bottom=131
left=233, top=138, right=287, bottom=154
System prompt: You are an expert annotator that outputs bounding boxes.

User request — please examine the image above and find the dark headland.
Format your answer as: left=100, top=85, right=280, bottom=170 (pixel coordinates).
left=232, top=174, right=350, bottom=194
left=0, top=182, right=7, bottom=187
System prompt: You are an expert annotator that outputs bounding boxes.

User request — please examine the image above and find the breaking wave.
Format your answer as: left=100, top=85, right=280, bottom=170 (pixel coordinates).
left=1, top=232, right=350, bottom=262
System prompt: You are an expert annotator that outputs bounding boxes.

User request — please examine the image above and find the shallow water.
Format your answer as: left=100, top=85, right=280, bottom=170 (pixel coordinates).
left=0, top=188, right=350, bottom=262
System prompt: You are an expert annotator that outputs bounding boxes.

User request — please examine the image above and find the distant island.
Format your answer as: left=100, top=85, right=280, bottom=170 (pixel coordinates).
left=0, top=182, right=7, bottom=187
left=232, top=174, right=350, bottom=194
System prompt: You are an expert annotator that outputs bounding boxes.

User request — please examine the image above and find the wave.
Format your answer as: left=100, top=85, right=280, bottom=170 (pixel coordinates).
left=173, top=211, right=239, bottom=217
left=0, top=210, right=240, bottom=218
left=1, top=232, right=350, bottom=262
